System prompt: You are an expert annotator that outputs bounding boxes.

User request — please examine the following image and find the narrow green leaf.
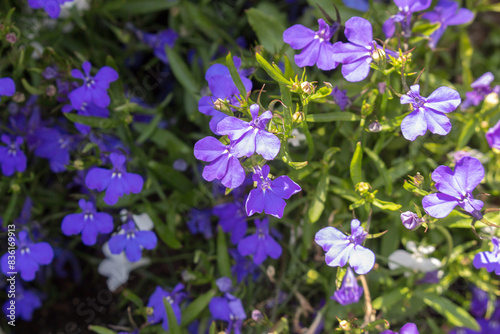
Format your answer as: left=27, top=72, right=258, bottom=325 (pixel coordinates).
left=372, top=199, right=402, bottom=211
left=364, top=147, right=392, bottom=195
left=122, top=289, right=144, bottom=308
left=226, top=52, right=248, bottom=98
left=456, top=117, right=477, bottom=150
left=350, top=142, right=363, bottom=186
left=412, top=21, right=441, bottom=36
left=101, top=0, right=178, bottom=14
left=246, top=8, right=285, bottom=53
left=309, top=86, right=333, bottom=101
left=419, top=293, right=480, bottom=331
left=145, top=204, right=182, bottom=250
left=136, top=113, right=164, bottom=145
left=208, top=321, right=217, bottom=334
left=459, top=30, right=473, bottom=88
left=163, top=297, right=182, bottom=334
left=3, top=190, right=19, bottom=227
left=372, top=287, right=409, bottom=310
left=165, top=46, right=200, bottom=98
left=372, top=161, right=413, bottom=189
left=21, top=78, right=44, bottom=95
left=88, top=326, right=116, bottom=334
left=255, top=52, right=290, bottom=85
left=63, top=113, right=121, bottom=129
left=180, top=290, right=216, bottom=327
left=217, top=226, right=232, bottom=278
left=308, top=172, right=329, bottom=223
left=105, top=55, right=125, bottom=105
left=306, top=112, right=360, bottom=122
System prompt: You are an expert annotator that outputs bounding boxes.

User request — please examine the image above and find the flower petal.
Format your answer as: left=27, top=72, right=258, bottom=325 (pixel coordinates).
left=283, top=24, right=315, bottom=50
left=422, top=193, right=459, bottom=218
left=401, top=108, right=427, bottom=141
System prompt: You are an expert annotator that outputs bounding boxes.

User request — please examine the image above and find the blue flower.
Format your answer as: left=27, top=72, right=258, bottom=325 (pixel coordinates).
left=1, top=231, right=54, bottom=281
left=229, top=249, right=260, bottom=283
left=187, top=208, right=213, bottom=239
left=69, top=61, right=119, bottom=109
left=33, top=127, right=72, bottom=172
left=213, top=200, right=247, bottom=244
left=108, top=216, right=157, bottom=262
left=85, top=153, right=144, bottom=205
left=381, top=323, right=419, bottom=334
left=315, top=219, right=375, bottom=275
left=237, top=218, right=282, bottom=265
left=209, top=277, right=246, bottom=334
left=61, top=199, right=114, bottom=245
left=462, top=72, right=500, bottom=110
left=2, top=281, right=42, bottom=321
left=0, top=77, right=15, bottom=99
left=27, top=0, right=74, bottom=19
left=147, top=284, right=186, bottom=332
left=331, top=86, right=350, bottom=111
left=128, top=24, right=178, bottom=64
left=342, top=0, right=369, bottom=11
left=382, top=0, right=432, bottom=38
left=473, top=237, right=500, bottom=275
left=0, top=135, right=27, bottom=176
left=331, top=268, right=363, bottom=305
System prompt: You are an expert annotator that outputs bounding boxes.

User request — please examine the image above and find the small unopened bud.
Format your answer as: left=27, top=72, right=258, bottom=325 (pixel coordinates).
left=306, top=269, right=319, bottom=284
left=356, top=182, right=371, bottom=194
left=291, top=82, right=300, bottom=92
left=323, top=81, right=333, bottom=89
left=6, top=33, right=16, bottom=44
left=12, top=92, right=25, bottom=103
left=214, top=98, right=225, bottom=110
left=378, top=82, right=386, bottom=94
left=480, top=121, right=489, bottom=129
left=413, top=172, right=424, bottom=185
left=11, top=183, right=20, bottom=193
left=372, top=48, right=386, bottom=62
left=400, top=211, right=423, bottom=230
left=267, top=265, right=275, bottom=281
left=292, top=111, right=304, bottom=123
left=73, top=160, right=84, bottom=170
left=301, top=81, right=312, bottom=94
left=124, top=114, right=133, bottom=124
left=252, top=310, right=263, bottom=322
left=145, top=307, right=154, bottom=316
left=368, top=121, right=382, bottom=132
left=339, top=320, right=351, bottom=330
left=46, top=84, right=57, bottom=97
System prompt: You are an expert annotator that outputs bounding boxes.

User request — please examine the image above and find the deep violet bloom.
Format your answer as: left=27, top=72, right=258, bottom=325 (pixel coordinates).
left=108, top=217, right=157, bottom=262
left=331, top=86, right=349, bottom=111
left=1, top=231, right=54, bottom=281
left=331, top=17, right=394, bottom=82
left=470, top=287, right=489, bottom=318
left=85, top=153, right=144, bottom=205
left=147, top=284, right=186, bottom=332
left=381, top=323, right=419, bottom=334
left=462, top=72, right=500, bottom=110
left=27, top=0, right=74, bottom=18
left=400, top=84, right=461, bottom=141
left=193, top=136, right=246, bottom=189
left=315, top=219, right=375, bottom=275
left=229, top=249, right=260, bottom=283
left=209, top=277, right=246, bottom=334
left=0, top=135, right=27, bottom=176
left=422, top=0, right=474, bottom=49
left=473, top=237, right=500, bottom=275
left=2, top=281, right=42, bottom=321
left=245, top=165, right=301, bottom=218
left=342, top=0, right=368, bottom=11
left=382, top=0, right=432, bottom=38
left=69, top=61, right=119, bottom=109
left=217, top=104, right=281, bottom=160
left=237, top=218, right=282, bottom=265
left=331, top=268, right=363, bottom=305
left=213, top=200, right=247, bottom=244
left=62, top=102, right=109, bottom=135
left=61, top=199, right=113, bottom=245
left=129, top=25, right=178, bottom=64
left=187, top=208, right=213, bottom=239
left=283, top=19, right=339, bottom=70
left=422, top=156, right=484, bottom=219
left=33, top=127, right=72, bottom=172
left=0, top=77, right=15, bottom=99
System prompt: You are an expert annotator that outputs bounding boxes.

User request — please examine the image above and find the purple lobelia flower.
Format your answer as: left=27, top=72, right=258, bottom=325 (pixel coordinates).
left=342, top=0, right=369, bottom=11
left=331, top=17, right=394, bottom=82
left=61, top=199, right=114, bottom=245
left=422, top=0, right=474, bottom=49
left=147, top=284, right=186, bottom=332
left=2, top=281, right=42, bottom=321
left=245, top=165, right=301, bottom=218
left=400, top=84, right=461, bottom=141
left=331, top=268, right=363, bottom=305
left=470, top=287, right=489, bottom=318
left=237, top=218, right=282, bottom=265
left=27, top=0, right=74, bottom=19
left=283, top=19, right=339, bottom=70
left=0, top=135, right=27, bottom=176
left=1, top=231, right=54, bottom=281
left=198, top=57, right=253, bottom=134
left=68, top=61, right=119, bottom=109
left=213, top=201, right=247, bottom=244
left=315, top=219, right=375, bottom=275
left=382, top=0, right=432, bottom=38
left=0, top=77, right=15, bottom=99
left=217, top=104, right=281, bottom=160
left=187, top=208, right=213, bottom=239
left=209, top=277, right=246, bottom=334
left=381, top=323, right=419, bottom=334
left=473, top=237, right=500, bottom=275
left=400, top=211, right=423, bottom=230
left=128, top=24, right=178, bottom=64
left=108, top=216, right=157, bottom=262
left=33, top=127, right=72, bottom=172
left=422, top=156, right=484, bottom=219
left=229, top=249, right=260, bottom=283
left=62, top=102, right=109, bottom=135
left=331, top=86, right=350, bottom=111
left=194, top=136, right=246, bottom=189
left=85, top=153, right=144, bottom=205
left=462, top=72, right=500, bottom=110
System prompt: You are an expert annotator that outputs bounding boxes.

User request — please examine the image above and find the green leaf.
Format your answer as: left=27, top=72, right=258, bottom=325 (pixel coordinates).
left=180, top=290, right=216, bottom=327
left=163, top=297, right=182, bottom=334
left=101, top=0, right=178, bottom=14
left=308, top=172, right=329, bottom=223
left=3, top=190, right=19, bottom=227
left=306, top=112, right=360, bottom=122
left=372, top=287, right=410, bottom=310
left=122, top=289, right=144, bottom=308
left=372, top=199, right=401, bottom=211
left=246, top=8, right=285, bottom=53
left=208, top=321, right=217, bottom=334
left=217, top=226, right=231, bottom=278
left=165, top=46, right=200, bottom=98
left=379, top=113, right=407, bottom=131
left=456, top=117, right=478, bottom=150
left=226, top=52, right=248, bottom=98
left=364, top=147, right=392, bottom=196
left=350, top=142, right=363, bottom=186
left=63, top=113, right=121, bottom=129
left=309, top=86, right=332, bottom=101
left=21, top=78, right=44, bottom=95
left=419, top=293, right=480, bottom=331
left=412, top=21, right=441, bottom=36
left=255, top=52, right=290, bottom=85
left=88, top=326, right=116, bottom=334
left=145, top=204, right=182, bottom=249
left=459, top=30, right=473, bottom=88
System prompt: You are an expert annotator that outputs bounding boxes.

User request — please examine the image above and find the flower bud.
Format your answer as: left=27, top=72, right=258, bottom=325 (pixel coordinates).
left=6, top=33, right=17, bottom=44
left=400, top=211, right=423, bottom=230
left=12, top=92, right=25, bottom=103
left=301, top=81, right=313, bottom=94
left=292, top=111, right=304, bottom=123
left=213, top=98, right=225, bottom=110
left=368, top=121, right=382, bottom=132
left=339, top=320, right=351, bottom=330
left=46, top=84, right=57, bottom=97
left=355, top=182, right=371, bottom=194
left=252, top=310, right=263, bottom=322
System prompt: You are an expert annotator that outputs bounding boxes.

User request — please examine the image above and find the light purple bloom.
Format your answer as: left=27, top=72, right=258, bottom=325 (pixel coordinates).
left=331, top=86, right=350, bottom=111
left=400, top=211, right=423, bottom=230
left=462, top=72, right=500, bottom=110
left=1, top=231, right=54, bottom=281
left=0, top=135, right=27, bottom=176
left=85, top=153, right=144, bottom=205
left=237, top=218, right=282, bottom=265
left=422, top=156, right=484, bottom=219
left=315, top=219, right=375, bottom=275
left=0, top=77, right=15, bottom=98
left=217, top=104, right=281, bottom=160
left=381, top=323, right=419, bottom=334
left=108, top=216, right=157, bottom=262
left=193, top=136, right=246, bottom=189
left=400, top=84, right=461, bottom=141
left=209, top=277, right=246, bottom=334
left=61, top=199, right=114, bottom=245
left=331, top=268, right=363, bottom=305
left=27, top=0, right=74, bottom=18
left=245, top=165, right=301, bottom=218
left=62, top=102, right=109, bottom=135
left=473, top=237, right=500, bottom=275
left=382, top=0, right=432, bottom=38
left=342, top=0, right=368, bottom=11
left=147, top=284, right=186, bottom=332
left=283, top=19, right=339, bottom=70
left=422, top=0, right=474, bottom=49
left=69, top=61, right=119, bottom=109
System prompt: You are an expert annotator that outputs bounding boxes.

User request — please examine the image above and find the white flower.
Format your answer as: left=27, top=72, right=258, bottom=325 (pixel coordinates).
left=288, top=129, right=306, bottom=147
left=388, top=241, right=441, bottom=274
left=98, top=242, right=150, bottom=291
left=119, top=209, right=154, bottom=231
